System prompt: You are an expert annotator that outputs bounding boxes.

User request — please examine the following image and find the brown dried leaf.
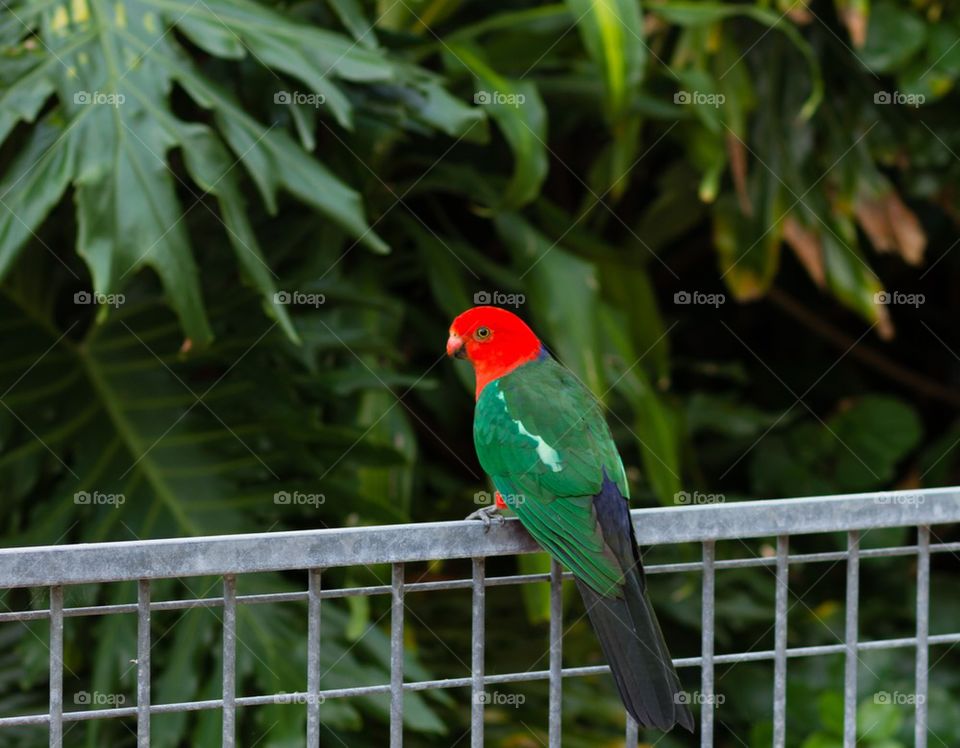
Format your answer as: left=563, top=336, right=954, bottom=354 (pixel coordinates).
left=855, top=189, right=926, bottom=265
left=885, top=194, right=926, bottom=264
left=837, top=0, right=868, bottom=48
left=783, top=215, right=825, bottom=286
left=782, top=0, right=814, bottom=24
left=725, top=132, right=751, bottom=215
left=875, top=301, right=895, bottom=340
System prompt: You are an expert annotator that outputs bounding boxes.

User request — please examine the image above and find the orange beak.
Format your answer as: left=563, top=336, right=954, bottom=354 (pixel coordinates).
left=446, top=334, right=466, bottom=359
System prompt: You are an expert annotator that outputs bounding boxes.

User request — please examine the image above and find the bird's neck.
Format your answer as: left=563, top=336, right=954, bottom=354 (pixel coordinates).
left=473, top=345, right=546, bottom=400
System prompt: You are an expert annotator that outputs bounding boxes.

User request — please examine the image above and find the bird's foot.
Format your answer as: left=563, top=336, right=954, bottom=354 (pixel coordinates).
left=465, top=504, right=504, bottom=532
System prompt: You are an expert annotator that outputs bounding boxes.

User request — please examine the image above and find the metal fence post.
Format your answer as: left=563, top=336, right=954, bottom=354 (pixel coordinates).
left=390, top=563, right=405, bottom=748
left=222, top=575, right=237, bottom=748
left=48, top=586, right=63, bottom=748
left=137, top=579, right=151, bottom=747
left=915, top=526, right=930, bottom=748
left=548, top=558, right=563, bottom=746
left=843, top=531, right=859, bottom=748
left=307, top=569, right=322, bottom=747
left=471, top=558, right=485, bottom=748
left=773, top=536, right=789, bottom=748
left=701, top=540, right=716, bottom=747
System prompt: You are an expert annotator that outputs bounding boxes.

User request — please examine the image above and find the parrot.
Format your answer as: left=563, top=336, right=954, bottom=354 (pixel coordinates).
left=446, top=305, right=694, bottom=733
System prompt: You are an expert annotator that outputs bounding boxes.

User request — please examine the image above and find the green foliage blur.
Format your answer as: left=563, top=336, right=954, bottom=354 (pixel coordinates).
left=1, top=0, right=959, bottom=745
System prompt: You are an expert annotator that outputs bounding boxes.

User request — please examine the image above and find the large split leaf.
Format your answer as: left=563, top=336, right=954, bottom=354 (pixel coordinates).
left=0, top=277, right=441, bottom=743
left=0, top=0, right=412, bottom=343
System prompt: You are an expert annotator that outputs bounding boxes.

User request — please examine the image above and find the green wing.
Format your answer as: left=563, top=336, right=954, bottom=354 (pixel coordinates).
left=473, top=357, right=630, bottom=596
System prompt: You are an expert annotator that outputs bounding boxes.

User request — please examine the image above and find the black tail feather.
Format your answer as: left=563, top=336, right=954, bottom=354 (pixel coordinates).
left=578, top=473, right=695, bottom=732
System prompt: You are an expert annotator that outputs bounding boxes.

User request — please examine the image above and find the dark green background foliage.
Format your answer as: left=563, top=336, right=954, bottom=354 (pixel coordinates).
left=2, top=0, right=959, bottom=745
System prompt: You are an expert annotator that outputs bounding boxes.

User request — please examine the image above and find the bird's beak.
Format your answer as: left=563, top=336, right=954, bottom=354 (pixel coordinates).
left=446, top=334, right=467, bottom=359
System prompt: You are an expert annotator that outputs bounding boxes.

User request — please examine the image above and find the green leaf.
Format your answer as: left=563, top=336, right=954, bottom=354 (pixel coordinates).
left=170, top=65, right=390, bottom=255
left=161, top=0, right=393, bottom=82
left=518, top=553, right=553, bottom=624
left=448, top=44, right=548, bottom=209
left=493, top=213, right=601, bottom=394
left=750, top=395, right=922, bottom=497
left=860, top=1, right=926, bottom=73
left=326, top=0, right=379, bottom=49
left=163, top=0, right=392, bottom=130
left=816, top=691, right=845, bottom=736
left=448, top=5, right=571, bottom=41
left=713, top=192, right=785, bottom=301
left=392, top=65, right=487, bottom=139
left=0, top=117, right=76, bottom=280
left=856, top=699, right=903, bottom=741
left=0, top=40, right=65, bottom=142
left=653, top=1, right=823, bottom=118
left=685, top=392, right=785, bottom=439
left=177, top=123, right=297, bottom=342
left=565, top=0, right=644, bottom=121
left=72, top=108, right=214, bottom=345
left=0, top=0, right=397, bottom=345
left=800, top=735, right=843, bottom=748
left=819, top=213, right=891, bottom=334
left=600, top=305, right=682, bottom=505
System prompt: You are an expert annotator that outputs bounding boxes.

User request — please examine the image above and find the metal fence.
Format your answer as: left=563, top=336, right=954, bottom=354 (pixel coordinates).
left=1, top=487, right=959, bottom=747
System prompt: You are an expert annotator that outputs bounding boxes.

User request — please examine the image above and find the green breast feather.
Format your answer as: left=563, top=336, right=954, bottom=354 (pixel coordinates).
left=473, top=356, right=630, bottom=596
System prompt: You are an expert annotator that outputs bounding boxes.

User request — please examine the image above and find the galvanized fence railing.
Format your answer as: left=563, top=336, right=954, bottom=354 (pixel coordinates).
left=1, top=488, right=959, bottom=747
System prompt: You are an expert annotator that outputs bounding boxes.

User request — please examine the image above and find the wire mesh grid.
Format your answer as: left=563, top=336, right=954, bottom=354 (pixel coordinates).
left=1, top=488, right=959, bottom=747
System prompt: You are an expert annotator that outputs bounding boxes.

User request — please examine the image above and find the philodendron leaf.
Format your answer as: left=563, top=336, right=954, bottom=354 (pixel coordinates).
left=177, top=123, right=297, bottom=342
left=166, top=0, right=394, bottom=130
left=0, top=117, right=77, bottom=280
left=0, top=0, right=407, bottom=344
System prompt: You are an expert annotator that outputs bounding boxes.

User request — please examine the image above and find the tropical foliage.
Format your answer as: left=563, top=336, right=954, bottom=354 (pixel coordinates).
left=2, top=0, right=959, bottom=745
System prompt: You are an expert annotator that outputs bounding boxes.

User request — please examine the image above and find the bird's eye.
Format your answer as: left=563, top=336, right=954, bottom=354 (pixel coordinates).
left=475, top=326, right=491, bottom=341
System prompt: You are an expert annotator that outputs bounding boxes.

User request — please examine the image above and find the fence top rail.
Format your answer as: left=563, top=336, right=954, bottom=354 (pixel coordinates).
left=1, top=488, right=958, bottom=589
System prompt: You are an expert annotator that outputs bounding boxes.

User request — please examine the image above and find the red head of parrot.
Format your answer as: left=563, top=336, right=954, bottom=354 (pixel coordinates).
left=446, top=306, right=544, bottom=399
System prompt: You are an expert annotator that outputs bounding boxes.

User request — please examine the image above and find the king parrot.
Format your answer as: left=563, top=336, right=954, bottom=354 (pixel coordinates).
left=446, top=305, right=694, bottom=733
